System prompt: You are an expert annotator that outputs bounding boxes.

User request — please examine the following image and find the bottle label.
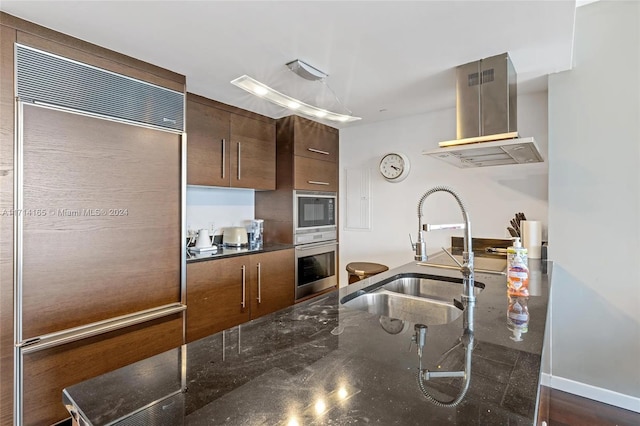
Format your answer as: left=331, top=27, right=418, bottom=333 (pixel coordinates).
left=509, top=271, right=529, bottom=279
left=508, top=312, right=529, bottom=322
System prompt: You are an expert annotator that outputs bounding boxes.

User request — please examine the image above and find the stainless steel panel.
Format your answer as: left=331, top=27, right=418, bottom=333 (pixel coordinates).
left=16, top=44, right=184, bottom=131
left=456, top=60, right=481, bottom=140
left=456, top=53, right=517, bottom=139
left=481, top=53, right=516, bottom=136
left=18, top=303, right=186, bottom=354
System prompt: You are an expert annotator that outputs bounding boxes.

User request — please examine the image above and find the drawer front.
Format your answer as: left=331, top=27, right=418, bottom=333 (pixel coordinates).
left=294, top=156, right=338, bottom=192
left=22, top=315, right=183, bottom=426
left=293, top=118, right=338, bottom=163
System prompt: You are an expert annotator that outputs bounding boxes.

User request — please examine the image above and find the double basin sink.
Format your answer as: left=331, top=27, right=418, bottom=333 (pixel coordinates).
left=340, top=252, right=505, bottom=326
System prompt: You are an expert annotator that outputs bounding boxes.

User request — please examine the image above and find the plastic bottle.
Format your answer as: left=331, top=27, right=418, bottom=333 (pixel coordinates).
left=507, top=237, right=529, bottom=297
left=507, top=296, right=529, bottom=342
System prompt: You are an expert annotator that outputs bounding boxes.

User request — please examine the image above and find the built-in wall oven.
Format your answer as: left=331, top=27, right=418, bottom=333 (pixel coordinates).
left=293, top=191, right=338, bottom=300
left=295, top=240, right=338, bottom=301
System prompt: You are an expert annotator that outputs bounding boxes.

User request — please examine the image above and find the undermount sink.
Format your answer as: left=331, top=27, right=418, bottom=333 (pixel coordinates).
left=340, top=272, right=486, bottom=326
left=341, top=289, right=464, bottom=326
left=382, top=275, right=484, bottom=302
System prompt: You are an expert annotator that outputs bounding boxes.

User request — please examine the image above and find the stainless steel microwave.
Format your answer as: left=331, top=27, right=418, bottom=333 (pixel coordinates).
left=293, top=190, right=337, bottom=245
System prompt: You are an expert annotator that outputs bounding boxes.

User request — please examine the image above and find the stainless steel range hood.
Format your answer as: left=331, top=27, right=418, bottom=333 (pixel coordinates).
left=424, top=53, right=543, bottom=168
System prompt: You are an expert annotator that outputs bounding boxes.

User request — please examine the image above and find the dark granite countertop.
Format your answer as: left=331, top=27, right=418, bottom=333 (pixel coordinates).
left=63, top=253, right=551, bottom=425
left=186, top=243, right=294, bottom=263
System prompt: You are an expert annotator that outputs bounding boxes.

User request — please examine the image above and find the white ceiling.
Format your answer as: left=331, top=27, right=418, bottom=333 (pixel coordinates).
left=1, top=1, right=577, bottom=128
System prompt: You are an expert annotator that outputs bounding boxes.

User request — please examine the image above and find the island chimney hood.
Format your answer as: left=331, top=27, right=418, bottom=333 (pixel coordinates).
left=424, top=53, right=543, bottom=168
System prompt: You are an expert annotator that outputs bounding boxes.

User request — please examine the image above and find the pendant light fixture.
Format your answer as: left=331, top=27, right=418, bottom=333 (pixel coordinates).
left=231, top=59, right=361, bottom=123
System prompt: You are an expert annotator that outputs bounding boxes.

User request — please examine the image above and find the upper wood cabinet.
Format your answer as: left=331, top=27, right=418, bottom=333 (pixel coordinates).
left=275, top=115, right=339, bottom=192
left=229, top=114, right=276, bottom=190
left=294, top=155, right=338, bottom=192
left=186, top=93, right=276, bottom=190
left=292, top=117, right=339, bottom=163
left=186, top=98, right=230, bottom=187
left=255, top=116, right=340, bottom=244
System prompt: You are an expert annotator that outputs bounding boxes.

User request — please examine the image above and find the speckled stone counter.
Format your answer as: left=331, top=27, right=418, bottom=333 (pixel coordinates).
left=186, top=243, right=294, bottom=263
left=63, top=255, right=551, bottom=425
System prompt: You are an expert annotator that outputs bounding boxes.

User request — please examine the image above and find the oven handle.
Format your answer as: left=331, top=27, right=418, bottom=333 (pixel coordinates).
left=295, top=241, right=338, bottom=251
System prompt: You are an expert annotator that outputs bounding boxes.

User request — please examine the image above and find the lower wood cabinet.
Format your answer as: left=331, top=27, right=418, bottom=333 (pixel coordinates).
left=22, top=315, right=183, bottom=426
left=186, top=249, right=294, bottom=343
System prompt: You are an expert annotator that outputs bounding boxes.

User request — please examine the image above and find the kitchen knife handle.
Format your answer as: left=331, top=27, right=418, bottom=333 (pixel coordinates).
left=221, top=139, right=225, bottom=179
left=256, top=263, right=262, bottom=304
left=241, top=265, right=246, bottom=309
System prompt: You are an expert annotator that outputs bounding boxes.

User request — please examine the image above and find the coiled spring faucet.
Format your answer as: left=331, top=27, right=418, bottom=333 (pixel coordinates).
left=415, top=186, right=475, bottom=312
left=412, top=186, right=476, bottom=407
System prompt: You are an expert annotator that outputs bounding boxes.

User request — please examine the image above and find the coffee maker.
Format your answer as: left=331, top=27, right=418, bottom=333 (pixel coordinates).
left=249, top=219, right=264, bottom=248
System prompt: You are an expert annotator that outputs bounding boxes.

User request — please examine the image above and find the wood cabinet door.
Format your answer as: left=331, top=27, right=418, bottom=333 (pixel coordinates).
left=250, top=249, right=295, bottom=319
left=22, top=315, right=183, bottom=426
left=186, top=97, right=231, bottom=186
left=186, top=257, right=251, bottom=343
left=21, top=104, right=181, bottom=339
left=293, top=116, right=339, bottom=163
left=229, top=114, right=276, bottom=190
left=294, top=156, right=338, bottom=192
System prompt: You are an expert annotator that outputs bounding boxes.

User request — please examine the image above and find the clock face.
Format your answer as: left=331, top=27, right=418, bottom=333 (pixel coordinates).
left=379, top=153, right=410, bottom=182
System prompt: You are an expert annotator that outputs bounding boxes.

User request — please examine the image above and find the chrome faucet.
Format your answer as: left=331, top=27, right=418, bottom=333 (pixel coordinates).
left=414, top=186, right=475, bottom=317
left=412, top=186, right=476, bottom=407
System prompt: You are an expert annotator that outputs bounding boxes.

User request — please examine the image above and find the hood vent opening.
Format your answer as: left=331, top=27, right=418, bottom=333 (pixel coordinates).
left=424, top=52, right=543, bottom=168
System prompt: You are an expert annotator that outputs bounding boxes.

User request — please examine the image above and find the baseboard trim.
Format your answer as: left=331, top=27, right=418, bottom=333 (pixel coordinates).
left=544, top=374, right=640, bottom=413
left=540, top=372, right=551, bottom=387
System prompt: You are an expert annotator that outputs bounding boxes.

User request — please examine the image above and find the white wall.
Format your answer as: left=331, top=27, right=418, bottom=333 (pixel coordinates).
left=547, top=0, right=640, bottom=409
left=338, top=92, right=549, bottom=285
left=186, top=186, right=255, bottom=236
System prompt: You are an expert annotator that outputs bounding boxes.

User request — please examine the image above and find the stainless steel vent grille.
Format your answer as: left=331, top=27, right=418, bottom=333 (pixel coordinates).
left=16, top=44, right=184, bottom=131
left=423, top=137, right=544, bottom=168
left=482, top=68, right=494, bottom=83
left=468, top=72, right=480, bottom=87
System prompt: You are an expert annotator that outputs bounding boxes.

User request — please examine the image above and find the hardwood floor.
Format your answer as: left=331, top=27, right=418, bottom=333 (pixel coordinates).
left=545, top=386, right=640, bottom=426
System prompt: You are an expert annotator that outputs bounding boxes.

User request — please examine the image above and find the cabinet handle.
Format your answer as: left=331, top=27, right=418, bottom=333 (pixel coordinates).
left=256, top=262, right=262, bottom=304
left=308, top=180, right=330, bottom=186
left=241, top=265, right=246, bottom=309
left=237, top=142, right=241, bottom=180
left=308, top=147, right=330, bottom=156
left=221, top=139, right=226, bottom=179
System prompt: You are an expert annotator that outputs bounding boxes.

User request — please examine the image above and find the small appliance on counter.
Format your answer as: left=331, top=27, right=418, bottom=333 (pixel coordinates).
left=248, top=219, right=264, bottom=248
left=188, top=229, right=217, bottom=253
left=222, top=226, right=249, bottom=248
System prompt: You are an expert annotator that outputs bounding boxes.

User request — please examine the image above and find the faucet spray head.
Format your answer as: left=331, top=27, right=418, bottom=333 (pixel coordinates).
left=413, top=324, right=428, bottom=358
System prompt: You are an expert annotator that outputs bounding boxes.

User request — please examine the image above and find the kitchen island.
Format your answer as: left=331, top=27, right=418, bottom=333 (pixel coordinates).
left=63, top=255, right=551, bottom=425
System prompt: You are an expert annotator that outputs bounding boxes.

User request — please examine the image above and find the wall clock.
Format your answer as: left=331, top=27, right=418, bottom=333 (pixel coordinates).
left=379, top=152, right=410, bottom=182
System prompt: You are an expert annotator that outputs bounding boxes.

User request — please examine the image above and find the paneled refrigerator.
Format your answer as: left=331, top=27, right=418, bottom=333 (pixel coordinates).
left=13, top=44, right=186, bottom=425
